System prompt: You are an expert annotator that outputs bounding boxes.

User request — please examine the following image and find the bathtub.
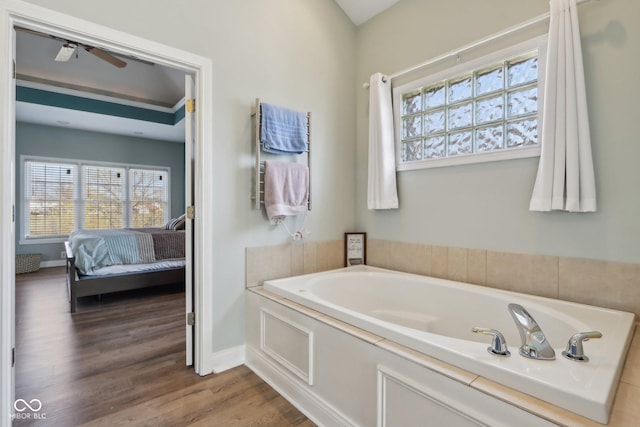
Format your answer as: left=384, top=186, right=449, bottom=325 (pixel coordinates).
left=263, top=265, right=636, bottom=424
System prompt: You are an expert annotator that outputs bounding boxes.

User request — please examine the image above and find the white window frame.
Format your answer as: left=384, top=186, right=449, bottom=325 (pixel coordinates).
left=393, top=35, right=547, bottom=171
left=20, top=155, right=171, bottom=245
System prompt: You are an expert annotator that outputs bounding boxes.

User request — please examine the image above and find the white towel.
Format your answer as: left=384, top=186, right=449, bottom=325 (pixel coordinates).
left=264, top=161, right=309, bottom=224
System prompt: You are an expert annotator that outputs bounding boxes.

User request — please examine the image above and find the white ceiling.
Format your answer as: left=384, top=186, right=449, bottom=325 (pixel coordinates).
left=334, top=0, right=400, bottom=25
left=15, top=28, right=188, bottom=142
left=14, top=1, right=397, bottom=141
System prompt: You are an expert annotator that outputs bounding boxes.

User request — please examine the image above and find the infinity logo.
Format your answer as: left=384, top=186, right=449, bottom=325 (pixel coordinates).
left=14, top=398, right=42, bottom=412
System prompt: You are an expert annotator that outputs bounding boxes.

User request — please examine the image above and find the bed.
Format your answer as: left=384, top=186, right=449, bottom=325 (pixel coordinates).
left=65, top=227, right=186, bottom=313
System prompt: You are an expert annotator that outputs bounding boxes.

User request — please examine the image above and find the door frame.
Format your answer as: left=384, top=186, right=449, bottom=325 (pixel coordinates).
left=0, top=1, right=215, bottom=423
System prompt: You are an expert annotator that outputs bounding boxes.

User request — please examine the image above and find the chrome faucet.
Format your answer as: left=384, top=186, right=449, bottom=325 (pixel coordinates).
left=562, top=331, right=602, bottom=362
left=472, top=327, right=511, bottom=356
left=508, top=303, right=556, bottom=360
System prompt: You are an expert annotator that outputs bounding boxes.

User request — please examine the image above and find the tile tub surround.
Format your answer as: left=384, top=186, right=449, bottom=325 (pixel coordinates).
left=366, top=239, right=640, bottom=319
left=246, top=239, right=640, bottom=318
left=246, top=240, right=344, bottom=287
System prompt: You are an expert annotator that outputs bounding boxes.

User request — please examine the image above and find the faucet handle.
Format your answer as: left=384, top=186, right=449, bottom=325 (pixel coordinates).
left=562, top=331, right=603, bottom=362
left=472, top=327, right=511, bottom=357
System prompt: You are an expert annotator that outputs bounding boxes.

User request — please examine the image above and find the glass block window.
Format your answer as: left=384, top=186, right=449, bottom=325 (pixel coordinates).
left=393, top=36, right=545, bottom=170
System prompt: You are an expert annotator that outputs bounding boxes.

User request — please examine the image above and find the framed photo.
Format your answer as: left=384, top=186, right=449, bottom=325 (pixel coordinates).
left=344, top=232, right=366, bottom=266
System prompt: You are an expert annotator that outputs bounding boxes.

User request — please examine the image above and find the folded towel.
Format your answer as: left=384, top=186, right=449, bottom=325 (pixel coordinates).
left=264, top=160, right=309, bottom=224
left=260, top=103, right=308, bottom=154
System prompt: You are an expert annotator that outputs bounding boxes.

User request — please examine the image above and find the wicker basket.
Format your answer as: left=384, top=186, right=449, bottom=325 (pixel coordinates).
left=16, top=253, right=42, bottom=274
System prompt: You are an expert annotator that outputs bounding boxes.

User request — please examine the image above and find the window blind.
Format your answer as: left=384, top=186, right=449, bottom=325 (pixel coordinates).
left=25, top=161, right=77, bottom=237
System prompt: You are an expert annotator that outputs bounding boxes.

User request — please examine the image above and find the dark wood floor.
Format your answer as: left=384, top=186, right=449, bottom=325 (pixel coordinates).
left=14, top=267, right=314, bottom=426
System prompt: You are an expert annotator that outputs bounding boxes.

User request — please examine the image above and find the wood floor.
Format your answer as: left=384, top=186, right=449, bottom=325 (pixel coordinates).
left=14, top=267, right=314, bottom=426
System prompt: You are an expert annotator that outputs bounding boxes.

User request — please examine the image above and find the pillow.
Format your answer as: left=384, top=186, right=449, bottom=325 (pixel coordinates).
left=165, top=214, right=186, bottom=230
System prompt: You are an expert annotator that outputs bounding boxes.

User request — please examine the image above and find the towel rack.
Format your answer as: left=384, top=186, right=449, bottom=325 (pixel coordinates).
left=251, top=98, right=311, bottom=211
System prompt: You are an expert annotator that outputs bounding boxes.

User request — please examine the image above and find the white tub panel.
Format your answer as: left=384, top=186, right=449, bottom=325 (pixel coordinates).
left=246, top=291, right=557, bottom=427
left=260, top=308, right=314, bottom=385
left=377, top=366, right=485, bottom=427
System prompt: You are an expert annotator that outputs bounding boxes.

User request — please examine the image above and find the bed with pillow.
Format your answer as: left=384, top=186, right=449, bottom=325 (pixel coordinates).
left=64, top=215, right=186, bottom=313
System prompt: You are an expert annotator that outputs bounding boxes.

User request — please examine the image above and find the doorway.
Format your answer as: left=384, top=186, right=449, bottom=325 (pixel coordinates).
left=1, top=3, right=214, bottom=423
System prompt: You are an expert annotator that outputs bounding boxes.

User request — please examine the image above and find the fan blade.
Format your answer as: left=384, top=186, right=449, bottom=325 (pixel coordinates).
left=55, top=43, right=77, bottom=62
left=84, top=46, right=127, bottom=68
left=15, top=27, right=127, bottom=69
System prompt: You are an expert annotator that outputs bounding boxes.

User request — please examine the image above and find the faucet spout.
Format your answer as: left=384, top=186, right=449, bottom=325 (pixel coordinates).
left=508, top=303, right=555, bottom=360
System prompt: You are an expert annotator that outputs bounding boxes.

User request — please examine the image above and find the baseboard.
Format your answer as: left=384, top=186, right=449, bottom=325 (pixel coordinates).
left=245, top=345, right=356, bottom=427
left=208, top=344, right=246, bottom=374
left=40, top=260, right=65, bottom=268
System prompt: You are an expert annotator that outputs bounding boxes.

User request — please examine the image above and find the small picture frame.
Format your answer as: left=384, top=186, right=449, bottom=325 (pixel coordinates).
left=344, top=232, right=366, bottom=266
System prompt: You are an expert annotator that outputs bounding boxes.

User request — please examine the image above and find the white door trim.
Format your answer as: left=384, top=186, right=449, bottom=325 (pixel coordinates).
left=0, top=1, right=215, bottom=424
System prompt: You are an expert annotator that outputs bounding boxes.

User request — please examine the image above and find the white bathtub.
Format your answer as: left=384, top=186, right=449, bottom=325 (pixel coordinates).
left=264, top=265, right=636, bottom=424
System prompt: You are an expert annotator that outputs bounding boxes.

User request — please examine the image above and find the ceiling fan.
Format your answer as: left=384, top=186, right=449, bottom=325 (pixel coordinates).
left=15, top=26, right=127, bottom=68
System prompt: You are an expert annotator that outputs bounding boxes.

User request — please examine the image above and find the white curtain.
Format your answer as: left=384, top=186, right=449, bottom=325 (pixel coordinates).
left=368, top=72, right=399, bottom=210
left=529, top=0, right=596, bottom=212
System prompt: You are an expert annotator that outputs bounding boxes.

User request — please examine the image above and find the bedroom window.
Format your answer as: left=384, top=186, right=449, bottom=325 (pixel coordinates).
left=130, top=168, right=168, bottom=227
left=83, top=165, right=125, bottom=229
left=393, top=36, right=546, bottom=171
left=23, top=160, right=77, bottom=239
left=21, top=156, right=171, bottom=244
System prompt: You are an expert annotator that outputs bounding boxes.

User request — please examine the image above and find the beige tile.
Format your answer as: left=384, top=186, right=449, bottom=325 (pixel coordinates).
left=317, top=315, right=384, bottom=345
left=388, top=241, right=431, bottom=276
left=291, top=242, right=304, bottom=276
left=431, top=245, right=448, bottom=279
left=447, top=246, right=467, bottom=282
left=316, top=239, right=343, bottom=272
left=470, top=377, right=605, bottom=427
left=246, top=243, right=292, bottom=286
left=246, top=244, right=292, bottom=287
left=327, top=239, right=344, bottom=270
left=376, top=339, right=478, bottom=386
left=276, top=298, right=325, bottom=319
left=608, top=382, right=640, bottom=427
left=267, top=243, right=293, bottom=280
left=248, top=286, right=286, bottom=301
left=467, top=248, right=487, bottom=286
left=303, top=241, right=317, bottom=274
left=367, top=239, right=391, bottom=269
left=559, top=257, right=640, bottom=318
left=245, top=246, right=262, bottom=287
left=486, top=251, right=558, bottom=298
left=315, top=240, right=332, bottom=272
left=621, top=326, right=640, bottom=387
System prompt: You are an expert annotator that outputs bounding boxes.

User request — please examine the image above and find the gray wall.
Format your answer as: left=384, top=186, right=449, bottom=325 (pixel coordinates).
left=356, top=0, right=640, bottom=264
left=20, top=0, right=358, bottom=352
left=15, top=122, right=185, bottom=262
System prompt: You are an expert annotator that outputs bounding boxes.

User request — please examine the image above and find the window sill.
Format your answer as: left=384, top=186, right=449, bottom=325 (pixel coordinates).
left=396, top=146, right=540, bottom=171
left=19, top=237, right=67, bottom=245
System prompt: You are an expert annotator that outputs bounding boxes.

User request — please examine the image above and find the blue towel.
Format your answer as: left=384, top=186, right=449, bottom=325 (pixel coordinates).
left=260, top=103, right=308, bottom=154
